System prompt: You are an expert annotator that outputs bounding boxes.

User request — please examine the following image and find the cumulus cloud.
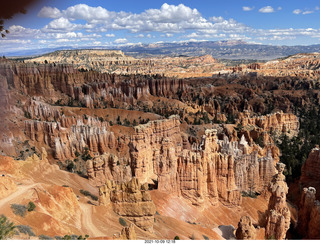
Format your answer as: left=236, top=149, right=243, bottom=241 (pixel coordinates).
left=43, top=17, right=79, bottom=32
left=38, top=6, right=62, bottom=18
left=259, top=6, right=275, bottom=13
left=114, top=38, right=128, bottom=44
left=242, top=6, right=254, bottom=11
left=62, top=4, right=115, bottom=22
left=7, top=25, right=41, bottom=39
left=293, top=9, right=302, bottom=14
left=105, top=33, right=115, bottom=37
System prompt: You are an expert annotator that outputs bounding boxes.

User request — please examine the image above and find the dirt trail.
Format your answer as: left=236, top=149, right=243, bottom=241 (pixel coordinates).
left=0, top=184, right=38, bottom=209
left=79, top=202, right=105, bottom=237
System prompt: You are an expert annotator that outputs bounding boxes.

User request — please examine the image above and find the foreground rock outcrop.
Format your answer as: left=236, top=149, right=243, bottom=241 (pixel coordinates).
left=265, top=163, right=290, bottom=240
left=99, top=178, right=156, bottom=232
left=297, top=187, right=320, bottom=239
left=235, top=216, right=257, bottom=240
left=300, top=147, right=320, bottom=199
left=113, top=224, right=137, bottom=240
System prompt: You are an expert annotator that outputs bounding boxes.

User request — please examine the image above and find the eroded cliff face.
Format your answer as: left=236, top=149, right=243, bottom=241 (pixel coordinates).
left=265, top=163, right=290, bottom=240
left=24, top=99, right=117, bottom=161
left=87, top=153, right=132, bottom=186
left=99, top=178, right=156, bottom=232
left=238, top=111, right=299, bottom=137
left=127, top=116, right=276, bottom=206
left=297, top=187, right=320, bottom=239
left=300, top=148, right=320, bottom=199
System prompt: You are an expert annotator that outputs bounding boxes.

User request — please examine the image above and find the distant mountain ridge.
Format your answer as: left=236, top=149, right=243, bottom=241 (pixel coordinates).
left=4, top=40, right=320, bottom=60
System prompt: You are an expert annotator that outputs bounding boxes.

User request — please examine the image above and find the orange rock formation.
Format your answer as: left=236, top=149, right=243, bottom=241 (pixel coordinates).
left=235, top=216, right=257, bottom=240
left=265, top=163, right=290, bottom=240
left=99, top=178, right=156, bottom=232
left=297, top=187, right=320, bottom=239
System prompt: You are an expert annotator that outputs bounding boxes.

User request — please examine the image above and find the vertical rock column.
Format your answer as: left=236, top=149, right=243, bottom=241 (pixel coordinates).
left=265, top=163, right=291, bottom=240
left=235, top=216, right=257, bottom=240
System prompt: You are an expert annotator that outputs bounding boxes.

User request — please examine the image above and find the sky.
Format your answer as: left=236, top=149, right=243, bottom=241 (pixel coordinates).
left=1, top=0, right=320, bottom=54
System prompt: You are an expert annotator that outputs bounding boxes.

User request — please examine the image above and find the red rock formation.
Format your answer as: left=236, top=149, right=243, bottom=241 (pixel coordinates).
left=297, top=187, right=320, bottom=239
left=25, top=118, right=116, bottom=161
left=235, top=216, right=257, bottom=240
left=127, top=116, right=277, bottom=206
left=300, top=148, right=320, bottom=199
left=113, top=224, right=137, bottom=240
left=87, top=153, right=132, bottom=186
left=238, top=111, right=299, bottom=136
left=99, top=178, right=156, bottom=232
left=265, top=163, right=290, bottom=240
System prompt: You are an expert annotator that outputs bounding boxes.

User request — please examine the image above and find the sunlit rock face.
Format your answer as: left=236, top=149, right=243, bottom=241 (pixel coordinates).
left=265, top=163, right=290, bottom=240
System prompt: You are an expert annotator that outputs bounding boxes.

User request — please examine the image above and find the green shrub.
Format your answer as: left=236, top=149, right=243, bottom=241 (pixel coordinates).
left=16, top=225, right=35, bottom=236
left=80, top=190, right=98, bottom=201
left=61, top=234, right=89, bottom=240
left=174, top=236, right=180, bottom=240
left=203, top=235, right=209, bottom=240
left=27, top=202, right=36, bottom=212
left=38, top=234, right=54, bottom=240
left=0, top=215, right=16, bottom=240
left=66, top=161, right=75, bottom=172
left=11, top=204, right=27, bottom=217
left=119, top=217, right=127, bottom=227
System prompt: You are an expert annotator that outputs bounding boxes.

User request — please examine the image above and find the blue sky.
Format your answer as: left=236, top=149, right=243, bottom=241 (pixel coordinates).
left=2, top=0, right=320, bottom=54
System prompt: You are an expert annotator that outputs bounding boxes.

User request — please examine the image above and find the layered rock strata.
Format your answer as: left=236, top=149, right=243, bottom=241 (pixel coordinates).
left=238, top=111, right=299, bottom=136
left=265, top=163, right=290, bottom=240
left=87, top=153, right=132, bottom=186
left=99, top=178, right=156, bottom=232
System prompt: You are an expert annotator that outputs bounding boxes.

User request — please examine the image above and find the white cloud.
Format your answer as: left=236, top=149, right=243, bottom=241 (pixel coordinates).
left=105, top=33, right=115, bottom=37
left=62, top=4, right=115, bottom=22
left=277, top=7, right=282, bottom=11
left=166, top=33, right=173, bottom=37
left=302, top=11, right=314, bottom=15
left=38, top=6, right=62, bottom=18
left=259, top=6, right=275, bottom=13
left=43, top=17, right=79, bottom=32
left=114, top=38, right=128, bottom=44
left=242, top=6, right=254, bottom=11
left=293, top=9, right=302, bottom=14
